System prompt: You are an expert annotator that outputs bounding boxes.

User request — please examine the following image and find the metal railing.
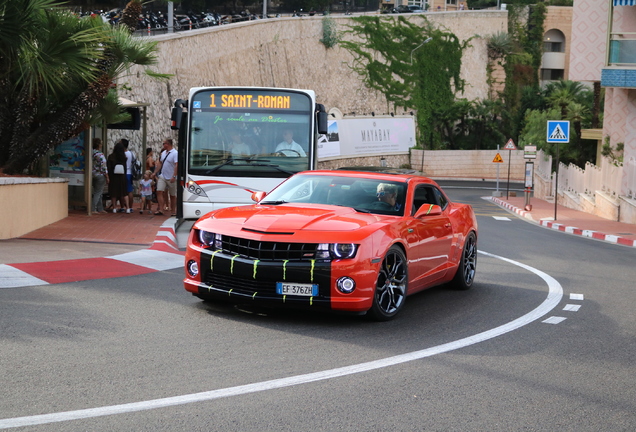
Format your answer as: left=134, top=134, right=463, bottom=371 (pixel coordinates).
left=626, top=157, right=636, bottom=199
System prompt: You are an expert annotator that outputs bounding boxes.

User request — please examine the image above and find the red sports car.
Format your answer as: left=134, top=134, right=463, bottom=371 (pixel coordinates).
left=184, top=170, right=478, bottom=320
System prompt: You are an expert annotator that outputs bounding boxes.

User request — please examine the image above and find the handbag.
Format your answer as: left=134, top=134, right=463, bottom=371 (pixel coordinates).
left=113, top=164, right=125, bottom=174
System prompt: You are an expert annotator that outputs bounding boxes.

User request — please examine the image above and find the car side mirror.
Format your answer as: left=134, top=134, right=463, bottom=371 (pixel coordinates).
left=251, top=191, right=267, bottom=202
left=414, top=204, right=442, bottom=218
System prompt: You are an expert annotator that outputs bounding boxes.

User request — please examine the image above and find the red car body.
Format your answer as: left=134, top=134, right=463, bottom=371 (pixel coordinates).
left=184, top=170, right=478, bottom=320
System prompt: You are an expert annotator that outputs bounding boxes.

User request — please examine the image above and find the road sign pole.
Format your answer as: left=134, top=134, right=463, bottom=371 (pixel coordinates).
left=506, top=149, right=511, bottom=199
left=554, top=142, right=559, bottom=221
left=496, top=145, right=500, bottom=193
left=547, top=120, right=568, bottom=221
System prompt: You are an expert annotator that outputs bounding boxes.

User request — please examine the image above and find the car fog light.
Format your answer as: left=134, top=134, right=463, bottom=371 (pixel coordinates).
left=187, top=260, right=199, bottom=277
left=336, top=277, right=356, bottom=294
left=195, top=209, right=201, bottom=216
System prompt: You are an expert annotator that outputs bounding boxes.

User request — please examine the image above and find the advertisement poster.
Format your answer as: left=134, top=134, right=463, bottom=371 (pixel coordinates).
left=50, top=132, right=85, bottom=186
left=318, top=117, right=415, bottom=160
left=318, top=120, right=341, bottom=158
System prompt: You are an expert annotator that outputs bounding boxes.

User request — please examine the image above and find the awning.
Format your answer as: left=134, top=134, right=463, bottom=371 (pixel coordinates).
left=614, top=0, right=636, bottom=6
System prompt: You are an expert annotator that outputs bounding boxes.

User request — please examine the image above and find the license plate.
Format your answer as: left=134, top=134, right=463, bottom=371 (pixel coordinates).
left=276, top=282, right=318, bottom=297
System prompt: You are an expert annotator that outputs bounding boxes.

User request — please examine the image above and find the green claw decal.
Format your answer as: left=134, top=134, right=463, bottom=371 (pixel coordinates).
left=253, top=260, right=260, bottom=279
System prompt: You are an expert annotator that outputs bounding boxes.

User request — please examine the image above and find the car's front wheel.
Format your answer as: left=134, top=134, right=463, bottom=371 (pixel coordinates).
left=368, top=245, right=407, bottom=321
left=452, top=231, right=477, bottom=290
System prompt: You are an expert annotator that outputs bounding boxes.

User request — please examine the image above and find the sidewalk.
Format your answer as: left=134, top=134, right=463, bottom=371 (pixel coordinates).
left=0, top=210, right=184, bottom=289
left=485, top=194, right=636, bottom=248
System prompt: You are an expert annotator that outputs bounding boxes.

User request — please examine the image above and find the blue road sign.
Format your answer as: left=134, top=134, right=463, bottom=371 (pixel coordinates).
left=547, top=120, right=570, bottom=143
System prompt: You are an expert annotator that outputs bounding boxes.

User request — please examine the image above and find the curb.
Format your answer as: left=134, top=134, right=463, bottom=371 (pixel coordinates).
left=0, top=219, right=185, bottom=289
left=485, top=196, right=636, bottom=248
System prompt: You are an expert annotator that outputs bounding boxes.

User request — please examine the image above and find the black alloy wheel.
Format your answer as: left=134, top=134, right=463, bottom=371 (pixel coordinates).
left=368, top=245, right=408, bottom=321
left=452, top=231, right=477, bottom=290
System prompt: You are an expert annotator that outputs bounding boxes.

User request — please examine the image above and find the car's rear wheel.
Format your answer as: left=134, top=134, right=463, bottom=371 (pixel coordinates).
left=368, top=245, right=407, bottom=321
left=452, top=231, right=477, bottom=290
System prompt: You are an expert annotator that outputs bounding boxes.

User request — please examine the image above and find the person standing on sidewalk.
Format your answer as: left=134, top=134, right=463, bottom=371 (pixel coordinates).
left=91, top=138, right=109, bottom=213
left=107, top=141, right=129, bottom=213
left=121, top=138, right=135, bottom=214
left=154, top=138, right=178, bottom=216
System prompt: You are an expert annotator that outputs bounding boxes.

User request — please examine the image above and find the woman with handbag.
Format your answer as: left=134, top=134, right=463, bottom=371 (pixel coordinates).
left=107, top=141, right=130, bottom=213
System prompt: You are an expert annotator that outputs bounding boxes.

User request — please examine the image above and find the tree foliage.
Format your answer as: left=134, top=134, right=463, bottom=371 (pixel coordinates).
left=0, top=0, right=167, bottom=175
left=340, top=15, right=470, bottom=149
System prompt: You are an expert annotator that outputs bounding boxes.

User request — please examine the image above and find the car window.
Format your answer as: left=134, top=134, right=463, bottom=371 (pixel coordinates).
left=412, top=185, right=448, bottom=214
left=433, top=187, right=448, bottom=210
left=263, top=174, right=406, bottom=215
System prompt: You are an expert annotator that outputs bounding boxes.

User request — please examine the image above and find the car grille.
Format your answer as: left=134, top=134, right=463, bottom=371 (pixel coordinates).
left=218, top=235, right=320, bottom=261
left=206, top=272, right=277, bottom=294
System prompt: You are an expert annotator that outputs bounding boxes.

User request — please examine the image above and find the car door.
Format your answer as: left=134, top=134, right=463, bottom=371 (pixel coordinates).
left=404, top=184, right=454, bottom=291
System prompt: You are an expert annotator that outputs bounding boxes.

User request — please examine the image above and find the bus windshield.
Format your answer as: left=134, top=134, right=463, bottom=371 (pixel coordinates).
left=188, top=88, right=314, bottom=178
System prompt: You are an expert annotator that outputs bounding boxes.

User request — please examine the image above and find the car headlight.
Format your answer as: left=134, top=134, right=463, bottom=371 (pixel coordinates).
left=317, top=243, right=358, bottom=260
left=198, top=230, right=222, bottom=249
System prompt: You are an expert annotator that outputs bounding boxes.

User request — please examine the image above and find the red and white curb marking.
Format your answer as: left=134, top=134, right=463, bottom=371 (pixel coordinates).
left=0, top=219, right=184, bottom=289
left=485, top=196, right=636, bottom=248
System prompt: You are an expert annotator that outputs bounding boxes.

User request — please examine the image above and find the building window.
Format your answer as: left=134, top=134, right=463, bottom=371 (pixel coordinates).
left=541, top=69, right=564, bottom=81
left=543, top=41, right=563, bottom=53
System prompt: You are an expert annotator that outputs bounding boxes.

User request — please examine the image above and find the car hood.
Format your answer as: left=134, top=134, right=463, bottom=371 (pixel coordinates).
left=204, top=204, right=387, bottom=234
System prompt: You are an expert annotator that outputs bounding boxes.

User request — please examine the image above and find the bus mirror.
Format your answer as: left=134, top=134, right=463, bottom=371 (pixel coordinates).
left=171, top=99, right=188, bottom=130
left=316, top=103, right=328, bottom=135
left=252, top=191, right=267, bottom=202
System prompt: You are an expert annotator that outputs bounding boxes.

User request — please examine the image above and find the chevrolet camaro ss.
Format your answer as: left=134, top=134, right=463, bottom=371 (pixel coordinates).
left=184, top=170, right=478, bottom=320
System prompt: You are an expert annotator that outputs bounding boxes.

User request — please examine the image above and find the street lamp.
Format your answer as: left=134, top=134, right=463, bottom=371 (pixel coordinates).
left=410, top=37, right=432, bottom=65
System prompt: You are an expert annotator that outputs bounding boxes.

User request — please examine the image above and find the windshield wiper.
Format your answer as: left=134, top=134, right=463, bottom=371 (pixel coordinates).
left=260, top=200, right=288, bottom=205
left=246, top=164, right=294, bottom=176
left=203, top=158, right=251, bottom=174
left=353, top=207, right=371, bottom=213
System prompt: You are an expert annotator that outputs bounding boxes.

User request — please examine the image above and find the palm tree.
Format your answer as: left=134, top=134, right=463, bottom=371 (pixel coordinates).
left=545, top=80, right=590, bottom=118
left=0, top=0, right=164, bottom=174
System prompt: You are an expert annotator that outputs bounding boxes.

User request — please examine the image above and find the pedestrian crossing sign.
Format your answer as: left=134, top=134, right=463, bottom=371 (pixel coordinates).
left=547, top=120, right=570, bottom=143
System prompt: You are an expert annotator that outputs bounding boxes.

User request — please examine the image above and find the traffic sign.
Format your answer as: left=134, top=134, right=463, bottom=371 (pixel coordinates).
left=547, top=120, right=570, bottom=143
left=493, top=153, right=503, bottom=163
left=524, top=145, right=537, bottom=159
left=503, top=139, right=517, bottom=150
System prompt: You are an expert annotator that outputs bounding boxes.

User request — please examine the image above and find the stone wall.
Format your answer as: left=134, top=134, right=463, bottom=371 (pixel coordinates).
left=110, top=11, right=507, bottom=156
left=411, top=149, right=526, bottom=180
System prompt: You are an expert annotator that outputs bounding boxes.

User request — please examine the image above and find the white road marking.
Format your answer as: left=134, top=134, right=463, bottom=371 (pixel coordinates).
left=493, top=216, right=511, bottom=221
left=570, top=293, right=584, bottom=300
left=0, top=250, right=563, bottom=429
left=0, top=265, right=48, bottom=289
left=543, top=316, right=567, bottom=324
left=563, top=304, right=581, bottom=312
left=108, top=250, right=184, bottom=271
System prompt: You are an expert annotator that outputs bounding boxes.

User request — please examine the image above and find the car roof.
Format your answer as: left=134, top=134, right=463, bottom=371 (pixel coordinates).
left=300, top=169, right=439, bottom=185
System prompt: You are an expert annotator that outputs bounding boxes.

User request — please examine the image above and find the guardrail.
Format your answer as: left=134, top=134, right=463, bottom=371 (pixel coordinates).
left=626, top=157, right=636, bottom=199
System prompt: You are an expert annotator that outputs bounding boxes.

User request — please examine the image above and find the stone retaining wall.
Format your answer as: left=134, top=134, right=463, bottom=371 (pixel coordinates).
left=110, top=11, right=507, bottom=155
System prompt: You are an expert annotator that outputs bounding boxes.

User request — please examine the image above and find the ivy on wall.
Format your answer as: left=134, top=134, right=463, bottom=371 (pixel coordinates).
left=340, top=15, right=470, bottom=149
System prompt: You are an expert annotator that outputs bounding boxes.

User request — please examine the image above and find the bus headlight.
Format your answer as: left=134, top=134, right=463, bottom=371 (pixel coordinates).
left=187, top=180, right=208, bottom=198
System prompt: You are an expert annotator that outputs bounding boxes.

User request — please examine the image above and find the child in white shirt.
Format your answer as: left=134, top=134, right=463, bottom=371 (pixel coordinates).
left=139, top=170, right=154, bottom=214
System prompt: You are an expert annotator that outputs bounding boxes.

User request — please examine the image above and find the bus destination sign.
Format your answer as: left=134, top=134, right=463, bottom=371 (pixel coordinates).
left=211, top=93, right=290, bottom=109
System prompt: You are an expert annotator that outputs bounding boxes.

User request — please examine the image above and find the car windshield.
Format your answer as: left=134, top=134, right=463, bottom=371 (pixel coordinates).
left=261, top=174, right=407, bottom=216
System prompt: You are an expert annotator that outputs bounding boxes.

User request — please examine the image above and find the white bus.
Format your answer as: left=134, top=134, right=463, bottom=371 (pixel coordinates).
left=171, top=87, right=328, bottom=220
